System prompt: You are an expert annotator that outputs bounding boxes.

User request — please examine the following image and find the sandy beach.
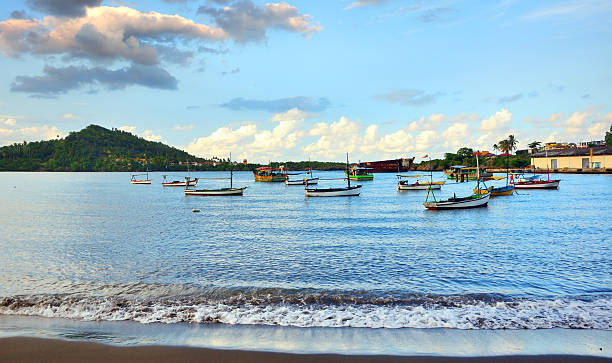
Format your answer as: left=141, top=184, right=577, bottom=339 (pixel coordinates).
left=0, top=337, right=608, bottom=363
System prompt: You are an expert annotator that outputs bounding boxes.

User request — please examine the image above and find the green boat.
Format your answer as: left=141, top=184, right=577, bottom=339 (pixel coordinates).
left=346, top=167, right=374, bottom=181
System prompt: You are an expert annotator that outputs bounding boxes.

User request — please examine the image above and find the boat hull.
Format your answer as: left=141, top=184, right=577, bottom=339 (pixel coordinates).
left=285, top=178, right=319, bottom=185
left=185, top=187, right=246, bottom=196
left=162, top=179, right=198, bottom=187
left=512, top=180, right=560, bottom=189
left=423, top=193, right=489, bottom=210
left=130, top=180, right=151, bottom=184
left=305, top=185, right=362, bottom=197
left=398, top=183, right=442, bottom=190
left=474, top=185, right=515, bottom=196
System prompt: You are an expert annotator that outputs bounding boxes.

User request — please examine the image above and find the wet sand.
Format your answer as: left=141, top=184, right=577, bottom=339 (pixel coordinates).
left=0, top=337, right=608, bottom=363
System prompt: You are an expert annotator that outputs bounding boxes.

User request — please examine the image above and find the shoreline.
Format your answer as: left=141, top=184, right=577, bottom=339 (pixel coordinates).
left=0, top=337, right=609, bottom=363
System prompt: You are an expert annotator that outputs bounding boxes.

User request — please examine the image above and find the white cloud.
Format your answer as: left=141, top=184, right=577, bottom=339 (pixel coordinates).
left=563, top=110, right=588, bottom=127
left=119, top=125, right=136, bottom=133
left=0, top=125, right=63, bottom=145
left=173, top=124, right=195, bottom=131
left=62, top=113, right=78, bottom=119
left=2, top=118, right=17, bottom=126
left=442, top=123, right=469, bottom=149
left=142, top=130, right=163, bottom=142
left=480, top=108, right=512, bottom=131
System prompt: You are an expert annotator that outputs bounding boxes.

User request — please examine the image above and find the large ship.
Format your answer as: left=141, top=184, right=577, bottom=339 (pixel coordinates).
left=357, top=157, right=414, bottom=173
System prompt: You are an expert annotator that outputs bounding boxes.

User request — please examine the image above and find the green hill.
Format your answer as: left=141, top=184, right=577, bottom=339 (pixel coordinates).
left=0, top=125, right=210, bottom=172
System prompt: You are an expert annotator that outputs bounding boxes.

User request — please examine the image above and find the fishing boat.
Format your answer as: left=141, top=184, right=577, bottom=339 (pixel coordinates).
left=510, top=151, right=560, bottom=189
left=397, top=175, right=444, bottom=190
left=473, top=155, right=514, bottom=196
left=285, top=158, right=319, bottom=185
left=253, top=166, right=288, bottom=182
left=130, top=173, right=151, bottom=184
left=423, top=192, right=490, bottom=210
left=474, top=184, right=515, bottom=196
left=346, top=166, right=374, bottom=181
left=424, top=157, right=489, bottom=209
left=511, top=174, right=560, bottom=189
left=185, top=153, right=247, bottom=196
left=162, top=160, right=198, bottom=186
left=162, top=176, right=198, bottom=187
left=305, top=154, right=362, bottom=197
left=443, top=166, right=493, bottom=181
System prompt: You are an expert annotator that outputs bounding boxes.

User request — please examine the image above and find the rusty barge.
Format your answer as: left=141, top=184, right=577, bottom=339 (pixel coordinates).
left=357, top=157, right=415, bottom=173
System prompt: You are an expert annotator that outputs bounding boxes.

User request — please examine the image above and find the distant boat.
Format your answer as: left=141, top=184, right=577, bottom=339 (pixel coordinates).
left=286, top=158, right=319, bottom=185
left=163, top=160, right=197, bottom=186
left=162, top=177, right=198, bottom=187
left=357, top=157, right=414, bottom=173
left=305, top=154, right=362, bottom=197
left=130, top=171, right=151, bottom=184
left=397, top=175, right=443, bottom=190
left=185, top=153, right=247, bottom=196
left=444, top=166, right=493, bottom=181
left=253, top=166, right=288, bottom=182
left=346, top=166, right=374, bottom=181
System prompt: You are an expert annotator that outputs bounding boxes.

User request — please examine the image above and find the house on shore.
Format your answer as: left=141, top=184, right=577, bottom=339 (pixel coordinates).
left=531, top=146, right=612, bottom=172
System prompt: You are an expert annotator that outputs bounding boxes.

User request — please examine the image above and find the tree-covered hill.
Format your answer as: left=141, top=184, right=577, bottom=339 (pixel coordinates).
left=0, top=125, right=205, bottom=171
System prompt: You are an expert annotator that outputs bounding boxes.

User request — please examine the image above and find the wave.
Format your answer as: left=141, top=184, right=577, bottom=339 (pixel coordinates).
left=1, top=288, right=610, bottom=329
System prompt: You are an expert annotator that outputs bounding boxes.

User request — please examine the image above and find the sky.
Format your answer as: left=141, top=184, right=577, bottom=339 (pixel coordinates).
left=0, top=0, right=611, bottom=162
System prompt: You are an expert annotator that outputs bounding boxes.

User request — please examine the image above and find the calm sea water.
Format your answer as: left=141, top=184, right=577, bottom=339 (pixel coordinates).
left=0, top=171, right=611, bottom=331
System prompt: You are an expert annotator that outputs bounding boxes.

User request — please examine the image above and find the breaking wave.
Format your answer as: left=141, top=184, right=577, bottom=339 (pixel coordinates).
left=1, top=286, right=610, bottom=330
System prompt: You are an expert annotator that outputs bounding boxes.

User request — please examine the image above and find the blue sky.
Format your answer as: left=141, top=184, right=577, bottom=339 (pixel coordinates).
left=0, top=0, right=610, bottom=161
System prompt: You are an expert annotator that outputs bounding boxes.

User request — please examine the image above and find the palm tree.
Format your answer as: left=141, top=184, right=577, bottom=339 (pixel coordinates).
left=528, top=141, right=541, bottom=151
left=507, top=134, right=518, bottom=155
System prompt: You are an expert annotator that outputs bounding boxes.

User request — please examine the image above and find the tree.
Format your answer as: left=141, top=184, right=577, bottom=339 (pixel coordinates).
left=606, top=125, right=612, bottom=146
left=492, top=143, right=499, bottom=154
left=456, top=147, right=474, bottom=159
left=528, top=141, right=541, bottom=151
left=507, top=134, right=518, bottom=155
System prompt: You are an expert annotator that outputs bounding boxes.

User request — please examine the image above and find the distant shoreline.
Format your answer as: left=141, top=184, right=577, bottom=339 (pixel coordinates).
left=0, top=337, right=608, bottom=363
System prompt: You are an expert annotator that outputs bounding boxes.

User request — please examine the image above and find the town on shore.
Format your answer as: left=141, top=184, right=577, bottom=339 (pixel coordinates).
left=1, top=124, right=611, bottom=174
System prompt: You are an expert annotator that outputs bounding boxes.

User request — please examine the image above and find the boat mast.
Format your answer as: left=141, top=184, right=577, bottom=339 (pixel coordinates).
left=230, top=152, right=233, bottom=189
left=346, top=153, right=351, bottom=188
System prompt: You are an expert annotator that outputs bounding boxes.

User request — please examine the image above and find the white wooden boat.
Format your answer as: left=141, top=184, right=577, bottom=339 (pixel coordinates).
left=185, top=187, right=247, bottom=196
left=305, top=154, right=361, bottom=197
left=423, top=192, right=490, bottom=210
left=130, top=173, right=151, bottom=184
left=397, top=175, right=443, bottom=190
left=286, top=177, right=319, bottom=185
left=185, top=152, right=246, bottom=196
left=513, top=179, right=560, bottom=189
left=162, top=176, right=198, bottom=187
left=305, top=185, right=361, bottom=197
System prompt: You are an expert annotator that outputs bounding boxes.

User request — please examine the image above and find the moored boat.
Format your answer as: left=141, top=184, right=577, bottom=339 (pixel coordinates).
left=305, top=154, right=362, bottom=197
left=162, top=176, right=198, bottom=187
left=253, top=166, right=288, bottom=182
left=130, top=173, right=151, bottom=184
left=186, top=153, right=247, bottom=196
left=397, top=175, right=444, bottom=190
left=346, top=167, right=374, bottom=181
left=185, top=186, right=246, bottom=196
left=304, top=185, right=362, bottom=197
left=424, top=192, right=490, bottom=209
left=474, top=184, right=515, bottom=196
left=286, top=177, right=319, bottom=185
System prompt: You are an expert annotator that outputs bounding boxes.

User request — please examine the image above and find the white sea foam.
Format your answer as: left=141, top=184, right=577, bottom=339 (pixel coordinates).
left=1, top=295, right=610, bottom=330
